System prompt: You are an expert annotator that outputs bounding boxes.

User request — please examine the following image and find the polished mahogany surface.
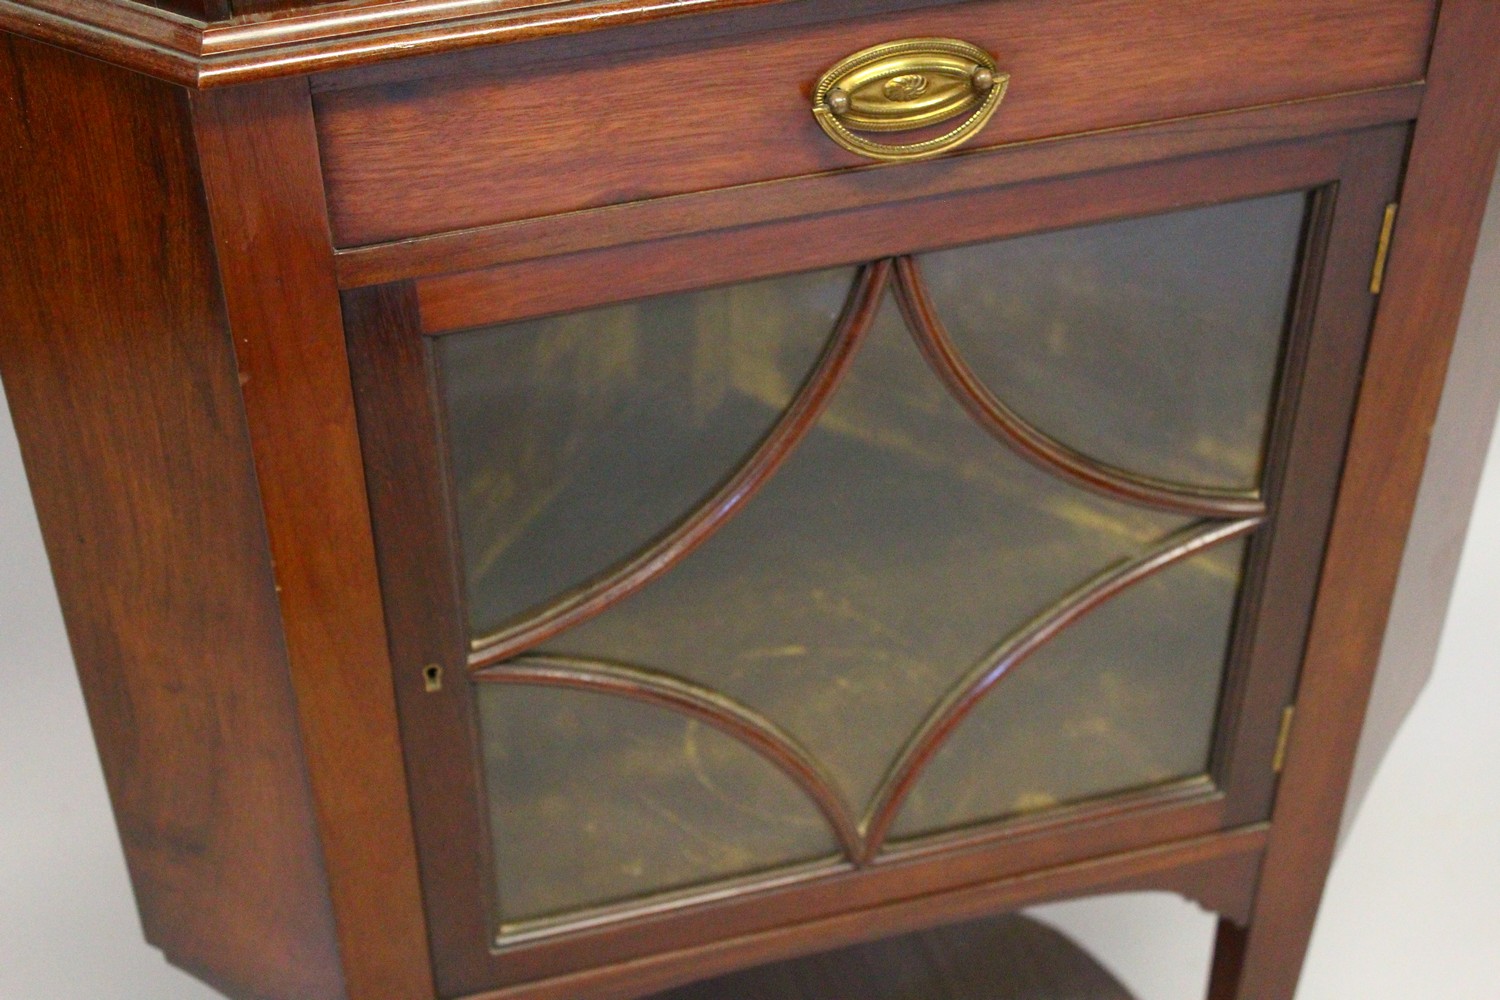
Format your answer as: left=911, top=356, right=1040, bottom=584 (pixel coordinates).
left=2, top=4, right=1497, bottom=1000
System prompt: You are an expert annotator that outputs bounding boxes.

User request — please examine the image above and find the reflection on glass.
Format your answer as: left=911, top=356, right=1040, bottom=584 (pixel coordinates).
left=477, top=683, right=838, bottom=926
left=890, top=542, right=1247, bottom=840
left=543, top=299, right=1188, bottom=813
left=440, top=193, right=1305, bottom=934
left=438, top=268, right=852, bottom=637
left=922, top=193, right=1306, bottom=490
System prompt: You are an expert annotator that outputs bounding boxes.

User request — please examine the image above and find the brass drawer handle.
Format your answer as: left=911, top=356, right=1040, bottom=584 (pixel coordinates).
left=812, top=38, right=1008, bottom=162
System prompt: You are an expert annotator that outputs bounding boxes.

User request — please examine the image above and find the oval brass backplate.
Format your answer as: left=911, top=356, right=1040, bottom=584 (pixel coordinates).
left=813, top=38, right=1009, bottom=162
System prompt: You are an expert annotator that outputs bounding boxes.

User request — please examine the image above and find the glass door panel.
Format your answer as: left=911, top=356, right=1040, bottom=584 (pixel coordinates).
left=478, top=683, right=839, bottom=928
left=540, top=299, right=1187, bottom=813
left=921, top=192, right=1306, bottom=490
left=439, top=268, right=851, bottom=637
left=433, top=191, right=1309, bottom=937
left=889, top=541, right=1248, bottom=840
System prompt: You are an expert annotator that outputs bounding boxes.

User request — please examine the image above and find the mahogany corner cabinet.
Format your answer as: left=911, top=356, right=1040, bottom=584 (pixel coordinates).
left=2, top=1, right=1497, bottom=998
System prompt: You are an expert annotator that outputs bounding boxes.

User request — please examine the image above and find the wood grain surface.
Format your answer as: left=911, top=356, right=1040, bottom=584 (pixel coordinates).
left=340, top=280, right=480, bottom=1000
left=1213, top=125, right=1407, bottom=828
left=0, top=0, right=927, bottom=87
left=191, top=79, right=435, bottom=1000
left=1209, top=2, right=1500, bottom=997
left=464, top=827, right=1265, bottom=1000
left=647, top=912, right=1137, bottom=1000
left=0, top=34, right=344, bottom=1000
left=315, top=0, right=1435, bottom=245
left=0, top=0, right=205, bottom=84
left=415, top=135, right=1353, bottom=333
left=333, top=84, right=1425, bottom=288
left=3, top=5, right=1490, bottom=1000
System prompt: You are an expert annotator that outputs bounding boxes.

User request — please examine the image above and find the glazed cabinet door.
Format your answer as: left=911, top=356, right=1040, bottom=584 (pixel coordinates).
left=343, top=128, right=1405, bottom=997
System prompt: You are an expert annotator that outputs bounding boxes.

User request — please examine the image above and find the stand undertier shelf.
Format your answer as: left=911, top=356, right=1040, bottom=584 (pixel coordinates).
left=646, top=914, right=1137, bottom=1000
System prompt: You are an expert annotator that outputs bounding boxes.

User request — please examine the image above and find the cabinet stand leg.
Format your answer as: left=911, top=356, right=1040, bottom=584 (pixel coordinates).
left=1205, top=919, right=1249, bottom=1000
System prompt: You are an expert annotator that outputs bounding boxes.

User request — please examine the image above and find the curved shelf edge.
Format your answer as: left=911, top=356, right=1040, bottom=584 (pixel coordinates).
left=645, top=912, right=1139, bottom=1000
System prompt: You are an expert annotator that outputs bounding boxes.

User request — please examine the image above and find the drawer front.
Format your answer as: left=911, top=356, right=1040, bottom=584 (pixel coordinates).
left=314, top=0, right=1434, bottom=247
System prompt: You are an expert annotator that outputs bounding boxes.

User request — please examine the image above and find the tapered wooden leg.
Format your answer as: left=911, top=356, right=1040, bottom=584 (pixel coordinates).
left=1204, top=919, right=1249, bottom=1000
left=1200, top=886, right=1326, bottom=1000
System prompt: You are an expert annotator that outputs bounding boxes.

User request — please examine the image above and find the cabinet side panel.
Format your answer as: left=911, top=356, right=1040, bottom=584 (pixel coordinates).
left=1342, top=170, right=1500, bottom=838
left=0, top=34, right=343, bottom=1000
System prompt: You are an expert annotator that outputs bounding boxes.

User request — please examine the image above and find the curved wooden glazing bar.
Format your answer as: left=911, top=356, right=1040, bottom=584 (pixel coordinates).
left=467, top=260, right=891, bottom=670
left=474, top=654, right=863, bottom=859
left=892, top=257, right=1268, bottom=520
left=859, top=516, right=1263, bottom=858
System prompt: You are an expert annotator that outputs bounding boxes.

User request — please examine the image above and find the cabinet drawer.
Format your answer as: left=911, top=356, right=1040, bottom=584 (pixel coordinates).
left=314, top=0, right=1434, bottom=247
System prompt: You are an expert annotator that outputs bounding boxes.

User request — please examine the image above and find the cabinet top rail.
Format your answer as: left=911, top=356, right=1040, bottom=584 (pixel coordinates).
left=0, top=0, right=866, bottom=88
left=0, top=0, right=1438, bottom=90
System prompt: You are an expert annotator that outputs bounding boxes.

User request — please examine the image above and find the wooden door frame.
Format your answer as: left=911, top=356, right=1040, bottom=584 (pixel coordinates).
left=343, top=126, right=1405, bottom=998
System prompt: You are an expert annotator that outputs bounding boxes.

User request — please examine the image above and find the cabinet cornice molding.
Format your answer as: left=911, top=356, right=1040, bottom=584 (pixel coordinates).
left=0, top=0, right=799, bottom=87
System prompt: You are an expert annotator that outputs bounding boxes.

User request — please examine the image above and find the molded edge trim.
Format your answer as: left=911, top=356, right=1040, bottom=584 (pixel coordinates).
left=464, top=825, right=1268, bottom=1000
left=0, top=0, right=203, bottom=85
left=0, top=0, right=795, bottom=87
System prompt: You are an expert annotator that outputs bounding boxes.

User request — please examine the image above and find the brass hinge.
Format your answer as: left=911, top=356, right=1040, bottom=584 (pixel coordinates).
left=1272, top=705, right=1296, bottom=774
left=1370, top=202, right=1399, bottom=294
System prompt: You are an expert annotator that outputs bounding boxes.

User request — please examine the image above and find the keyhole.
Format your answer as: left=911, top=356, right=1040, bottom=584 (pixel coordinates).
left=422, top=664, right=444, bottom=693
